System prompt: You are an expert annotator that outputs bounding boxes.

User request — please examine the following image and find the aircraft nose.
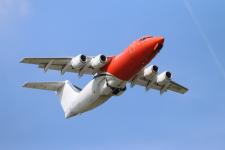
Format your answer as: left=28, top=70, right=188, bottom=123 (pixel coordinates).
left=153, top=36, right=164, bottom=52
left=155, top=36, right=164, bottom=44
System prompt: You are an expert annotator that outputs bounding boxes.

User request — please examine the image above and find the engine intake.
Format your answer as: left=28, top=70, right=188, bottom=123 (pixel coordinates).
left=166, top=71, right=171, bottom=78
left=157, top=71, right=172, bottom=85
left=71, top=54, right=87, bottom=69
left=152, top=65, right=158, bottom=72
left=100, top=55, right=107, bottom=62
left=80, top=54, right=87, bottom=62
left=91, top=54, right=107, bottom=69
left=143, top=65, right=158, bottom=80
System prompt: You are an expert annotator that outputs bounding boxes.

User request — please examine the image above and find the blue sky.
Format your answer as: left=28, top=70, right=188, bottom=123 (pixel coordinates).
left=0, top=0, right=225, bottom=149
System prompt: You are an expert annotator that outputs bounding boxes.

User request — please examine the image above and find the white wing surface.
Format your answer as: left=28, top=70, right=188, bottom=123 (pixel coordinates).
left=20, top=55, right=114, bottom=76
left=130, top=65, right=188, bottom=94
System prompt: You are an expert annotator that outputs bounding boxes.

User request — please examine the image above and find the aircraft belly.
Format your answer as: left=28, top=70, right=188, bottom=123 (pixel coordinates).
left=80, top=95, right=111, bottom=113
left=68, top=77, right=113, bottom=115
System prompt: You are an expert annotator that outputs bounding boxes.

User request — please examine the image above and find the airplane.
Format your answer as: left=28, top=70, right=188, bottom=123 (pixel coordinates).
left=21, top=35, right=188, bottom=119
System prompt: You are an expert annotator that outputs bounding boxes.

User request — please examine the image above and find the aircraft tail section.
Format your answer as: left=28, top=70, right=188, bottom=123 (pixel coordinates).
left=23, top=80, right=81, bottom=118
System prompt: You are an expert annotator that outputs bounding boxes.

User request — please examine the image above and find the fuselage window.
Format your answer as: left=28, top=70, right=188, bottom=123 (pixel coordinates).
left=139, top=36, right=152, bottom=41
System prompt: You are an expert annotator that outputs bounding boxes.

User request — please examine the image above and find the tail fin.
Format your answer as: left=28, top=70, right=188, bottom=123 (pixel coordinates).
left=23, top=80, right=81, bottom=118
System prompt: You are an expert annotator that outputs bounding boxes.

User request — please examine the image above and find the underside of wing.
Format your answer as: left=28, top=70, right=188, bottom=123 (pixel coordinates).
left=130, top=65, right=188, bottom=94
left=20, top=57, right=72, bottom=65
left=21, top=54, right=114, bottom=76
left=167, top=81, right=188, bottom=94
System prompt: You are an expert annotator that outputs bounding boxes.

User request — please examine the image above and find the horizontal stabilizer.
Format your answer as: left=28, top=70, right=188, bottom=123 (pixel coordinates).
left=23, top=80, right=81, bottom=118
left=23, top=82, right=65, bottom=91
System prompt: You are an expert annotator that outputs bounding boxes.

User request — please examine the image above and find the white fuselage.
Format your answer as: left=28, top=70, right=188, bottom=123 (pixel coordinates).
left=65, top=74, right=126, bottom=118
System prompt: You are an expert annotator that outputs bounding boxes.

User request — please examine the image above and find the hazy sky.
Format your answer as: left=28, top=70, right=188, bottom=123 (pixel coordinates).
left=0, top=0, right=225, bottom=149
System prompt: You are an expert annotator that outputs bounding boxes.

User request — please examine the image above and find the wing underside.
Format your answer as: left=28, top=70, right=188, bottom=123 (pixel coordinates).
left=130, top=68, right=188, bottom=94
left=21, top=55, right=114, bottom=76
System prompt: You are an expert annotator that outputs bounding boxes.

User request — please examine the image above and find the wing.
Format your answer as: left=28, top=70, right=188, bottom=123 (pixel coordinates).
left=168, top=81, right=188, bottom=94
left=20, top=55, right=114, bottom=76
left=132, top=78, right=187, bottom=94
left=130, top=67, right=188, bottom=95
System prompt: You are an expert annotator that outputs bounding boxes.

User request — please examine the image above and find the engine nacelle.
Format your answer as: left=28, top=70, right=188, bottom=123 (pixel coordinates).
left=157, top=71, right=172, bottom=85
left=71, top=54, right=87, bottom=69
left=91, top=54, right=107, bottom=69
left=143, top=65, right=158, bottom=80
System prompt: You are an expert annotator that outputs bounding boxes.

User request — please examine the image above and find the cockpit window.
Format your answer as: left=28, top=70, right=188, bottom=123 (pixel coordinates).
left=139, top=36, right=152, bottom=41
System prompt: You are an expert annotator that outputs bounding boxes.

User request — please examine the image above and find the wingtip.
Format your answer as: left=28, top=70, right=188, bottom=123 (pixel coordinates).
left=181, top=88, right=189, bottom=94
left=184, top=86, right=189, bottom=92
left=22, top=82, right=29, bottom=88
left=19, top=58, right=26, bottom=63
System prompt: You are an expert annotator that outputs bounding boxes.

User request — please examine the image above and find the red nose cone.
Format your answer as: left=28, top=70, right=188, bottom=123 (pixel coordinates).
left=155, top=36, right=164, bottom=44
left=153, top=36, right=164, bottom=51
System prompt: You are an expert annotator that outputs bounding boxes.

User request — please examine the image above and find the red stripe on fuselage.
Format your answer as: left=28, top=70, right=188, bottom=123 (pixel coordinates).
left=102, top=36, right=164, bottom=81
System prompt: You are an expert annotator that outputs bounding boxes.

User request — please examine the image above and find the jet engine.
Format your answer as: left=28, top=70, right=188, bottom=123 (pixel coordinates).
left=91, top=54, right=107, bottom=69
left=71, top=54, right=87, bottom=69
left=143, top=65, right=158, bottom=80
left=157, top=71, right=172, bottom=85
